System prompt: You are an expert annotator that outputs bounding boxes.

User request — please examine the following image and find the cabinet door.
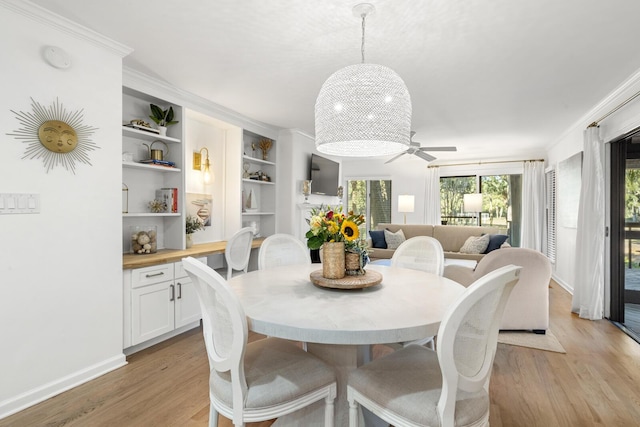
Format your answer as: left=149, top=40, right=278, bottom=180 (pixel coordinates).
left=175, top=276, right=201, bottom=328
left=131, top=281, right=175, bottom=345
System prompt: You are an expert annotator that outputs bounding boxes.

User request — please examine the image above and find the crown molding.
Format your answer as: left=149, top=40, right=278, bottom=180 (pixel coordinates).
left=1, top=0, right=132, bottom=57
left=547, top=67, right=640, bottom=151
left=123, top=67, right=281, bottom=138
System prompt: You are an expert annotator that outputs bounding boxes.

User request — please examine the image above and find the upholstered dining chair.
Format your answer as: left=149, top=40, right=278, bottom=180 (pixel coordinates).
left=258, top=233, right=311, bottom=270
left=224, top=227, right=254, bottom=280
left=347, top=265, right=521, bottom=427
left=390, top=236, right=445, bottom=276
left=390, top=236, right=445, bottom=349
left=181, top=256, right=337, bottom=427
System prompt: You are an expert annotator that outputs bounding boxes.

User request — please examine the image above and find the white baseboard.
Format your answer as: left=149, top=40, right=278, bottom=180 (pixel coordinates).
left=552, top=274, right=573, bottom=294
left=0, top=353, right=126, bottom=420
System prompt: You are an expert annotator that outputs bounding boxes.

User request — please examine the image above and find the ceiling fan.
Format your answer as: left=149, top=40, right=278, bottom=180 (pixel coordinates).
left=385, top=131, right=457, bottom=163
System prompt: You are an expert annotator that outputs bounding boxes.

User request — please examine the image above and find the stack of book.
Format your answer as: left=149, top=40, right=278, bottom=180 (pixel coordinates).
left=155, top=188, right=178, bottom=213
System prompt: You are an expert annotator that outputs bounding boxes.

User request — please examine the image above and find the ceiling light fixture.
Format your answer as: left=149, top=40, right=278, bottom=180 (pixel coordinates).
left=314, top=3, right=412, bottom=157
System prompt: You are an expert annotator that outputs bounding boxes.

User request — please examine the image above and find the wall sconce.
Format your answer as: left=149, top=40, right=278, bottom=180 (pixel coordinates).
left=193, top=147, right=212, bottom=184
left=398, top=194, right=415, bottom=224
left=463, top=193, right=483, bottom=226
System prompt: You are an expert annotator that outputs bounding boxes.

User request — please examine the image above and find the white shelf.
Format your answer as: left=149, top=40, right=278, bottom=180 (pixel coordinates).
left=242, top=211, right=275, bottom=216
left=122, top=126, right=181, bottom=144
left=123, top=161, right=181, bottom=172
left=243, top=155, right=275, bottom=166
left=242, top=178, right=275, bottom=185
left=123, top=212, right=181, bottom=218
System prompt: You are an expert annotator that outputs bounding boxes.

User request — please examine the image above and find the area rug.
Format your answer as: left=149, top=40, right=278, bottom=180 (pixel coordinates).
left=497, top=330, right=566, bottom=353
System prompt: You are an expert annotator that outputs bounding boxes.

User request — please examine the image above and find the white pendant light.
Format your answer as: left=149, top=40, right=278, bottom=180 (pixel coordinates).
left=315, top=3, right=412, bottom=157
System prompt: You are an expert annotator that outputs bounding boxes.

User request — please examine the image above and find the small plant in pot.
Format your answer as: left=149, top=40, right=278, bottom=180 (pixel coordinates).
left=149, top=104, right=179, bottom=136
left=185, top=215, right=204, bottom=248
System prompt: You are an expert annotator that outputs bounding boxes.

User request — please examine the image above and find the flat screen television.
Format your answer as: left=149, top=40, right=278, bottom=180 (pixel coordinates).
left=309, top=154, right=340, bottom=196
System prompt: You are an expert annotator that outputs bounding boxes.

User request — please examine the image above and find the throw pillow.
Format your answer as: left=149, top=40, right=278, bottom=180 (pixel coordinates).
left=369, top=229, right=387, bottom=249
left=384, top=228, right=406, bottom=250
left=483, top=234, right=509, bottom=254
left=460, top=234, right=491, bottom=254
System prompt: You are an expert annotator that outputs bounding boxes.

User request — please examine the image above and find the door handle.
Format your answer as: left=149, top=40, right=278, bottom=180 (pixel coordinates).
left=145, top=272, right=165, bottom=278
left=169, top=284, right=175, bottom=301
left=177, top=282, right=182, bottom=299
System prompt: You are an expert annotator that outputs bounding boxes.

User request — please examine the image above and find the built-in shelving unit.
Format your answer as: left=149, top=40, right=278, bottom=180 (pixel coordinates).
left=241, top=131, right=276, bottom=237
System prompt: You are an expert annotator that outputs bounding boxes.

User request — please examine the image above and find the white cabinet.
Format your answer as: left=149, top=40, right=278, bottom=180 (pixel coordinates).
left=122, top=86, right=185, bottom=252
left=242, top=130, right=276, bottom=237
left=125, top=258, right=204, bottom=350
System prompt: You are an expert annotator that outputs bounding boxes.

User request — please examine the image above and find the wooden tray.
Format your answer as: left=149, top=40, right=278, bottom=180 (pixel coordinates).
left=310, top=269, right=382, bottom=290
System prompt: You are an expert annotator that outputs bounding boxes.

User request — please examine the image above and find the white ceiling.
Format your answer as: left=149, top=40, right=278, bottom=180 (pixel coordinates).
left=33, top=0, right=640, bottom=163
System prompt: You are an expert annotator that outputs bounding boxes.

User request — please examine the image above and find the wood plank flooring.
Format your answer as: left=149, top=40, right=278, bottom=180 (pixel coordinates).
left=2, top=281, right=640, bottom=426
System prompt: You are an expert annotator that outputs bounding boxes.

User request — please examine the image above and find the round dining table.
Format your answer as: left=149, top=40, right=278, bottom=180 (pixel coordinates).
left=227, top=263, right=466, bottom=426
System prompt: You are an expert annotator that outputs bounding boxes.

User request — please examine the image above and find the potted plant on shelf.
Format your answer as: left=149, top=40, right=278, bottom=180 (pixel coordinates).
left=149, top=104, right=179, bottom=136
left=185, top=215, right=204, bottom=248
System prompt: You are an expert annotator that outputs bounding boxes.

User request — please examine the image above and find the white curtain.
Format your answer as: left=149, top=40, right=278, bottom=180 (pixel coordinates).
left=424, top=166, right=441, bottom=225
left=521, top=161, right=546, bottom=250
left=571, top=126, right=605, bottom=320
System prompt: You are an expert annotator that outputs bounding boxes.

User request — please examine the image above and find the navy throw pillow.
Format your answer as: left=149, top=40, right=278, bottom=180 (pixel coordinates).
left=369, top=229, right=387, bottom=249
left=483, top=234, right=509, bottom=254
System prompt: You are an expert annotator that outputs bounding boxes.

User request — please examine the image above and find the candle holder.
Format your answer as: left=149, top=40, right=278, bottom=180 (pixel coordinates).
left=302, top=180, right=312, bottom=203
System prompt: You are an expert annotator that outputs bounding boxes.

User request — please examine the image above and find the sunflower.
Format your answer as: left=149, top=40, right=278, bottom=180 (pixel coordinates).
left=341, top=220, right=360, bottom=241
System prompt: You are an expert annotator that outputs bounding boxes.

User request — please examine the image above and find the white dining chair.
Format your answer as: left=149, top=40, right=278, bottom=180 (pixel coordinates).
left=347, top=264, right=521, bottom=427
left=258, top=233, right=311, bottom=270
left=181, top=256, right=337, bottom=427
left=224, top=227, right=254, bottom=280
left=390, top=236, right=445, bottom=276
left=390, top=236, right=445, bottom=349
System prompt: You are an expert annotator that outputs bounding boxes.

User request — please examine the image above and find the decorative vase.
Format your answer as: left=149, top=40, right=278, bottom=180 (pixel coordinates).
left=262, top=151, right=268, bottom=161
left=186, top=233, right=193, bottom=249
left=158, top=125, right=167, bottom=136
left=345, top=252, right=365, bottom=276
left=322, top=241, right=345, bottom=279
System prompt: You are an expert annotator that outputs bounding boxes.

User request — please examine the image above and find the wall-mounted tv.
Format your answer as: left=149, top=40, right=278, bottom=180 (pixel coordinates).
left=309, top=153, right=340, bottom=196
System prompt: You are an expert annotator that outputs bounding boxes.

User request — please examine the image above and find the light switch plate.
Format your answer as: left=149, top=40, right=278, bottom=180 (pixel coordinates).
left=0, top=193, right=40, bottom=214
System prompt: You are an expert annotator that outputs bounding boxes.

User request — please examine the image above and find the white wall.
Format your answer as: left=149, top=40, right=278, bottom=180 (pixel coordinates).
left=547, top=69, right=640, bottom=293
left=0, top=1, right=130, bottom=418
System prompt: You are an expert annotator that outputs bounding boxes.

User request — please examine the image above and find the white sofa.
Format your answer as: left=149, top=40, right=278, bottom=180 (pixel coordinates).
left=443, top=247, right=552, bottom=332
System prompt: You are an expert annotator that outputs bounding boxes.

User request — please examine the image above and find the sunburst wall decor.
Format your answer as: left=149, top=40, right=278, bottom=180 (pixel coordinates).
left=8, top=97, right=99, bottom=173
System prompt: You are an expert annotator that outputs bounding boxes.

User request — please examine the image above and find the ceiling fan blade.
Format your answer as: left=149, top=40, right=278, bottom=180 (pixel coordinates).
left=414, top=150, right=437, bottom=162
left=419, top=146, right=457, bottom=152
left=385, top=152, right=408, bottom=164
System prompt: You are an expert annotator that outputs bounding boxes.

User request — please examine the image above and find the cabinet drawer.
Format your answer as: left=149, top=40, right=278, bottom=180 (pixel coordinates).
left=175, top=257, right=206, bottom=279
left=131, top=264, right=174, bottom=288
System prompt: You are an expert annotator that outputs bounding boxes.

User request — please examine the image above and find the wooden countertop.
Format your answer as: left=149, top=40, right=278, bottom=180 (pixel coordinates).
left=123, top=238, right=265, bottom=269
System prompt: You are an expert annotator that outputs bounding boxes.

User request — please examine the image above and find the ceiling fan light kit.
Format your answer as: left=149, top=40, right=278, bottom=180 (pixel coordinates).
left=314, top=3, right=412, bottom=157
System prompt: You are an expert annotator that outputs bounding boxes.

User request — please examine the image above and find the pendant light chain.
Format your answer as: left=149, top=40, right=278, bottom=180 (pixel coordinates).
left=361, top=13, right=366, bottom=64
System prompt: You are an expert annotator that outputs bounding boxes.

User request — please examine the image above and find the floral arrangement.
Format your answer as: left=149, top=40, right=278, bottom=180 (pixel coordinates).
left=305, top=205, right=366, bottom=252
left=185, top=215, right=204, bottom=235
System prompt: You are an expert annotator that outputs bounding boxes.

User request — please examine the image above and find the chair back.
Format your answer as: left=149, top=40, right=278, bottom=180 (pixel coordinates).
left=436, top=264, right=521, bottom=424
left=258, top=233, right=311, bottom=270
left=181, top=257, right=249, bottom=410
left=225, top=227, right=254, bottom=280
left=390, top=236, right=445, bottom=275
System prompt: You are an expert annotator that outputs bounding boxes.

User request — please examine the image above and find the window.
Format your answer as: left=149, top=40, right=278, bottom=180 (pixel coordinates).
left=545, top=169, right=557, bottom=263
left=440, top=174, right=521, bottom=246
left=347, top=179, right=392, bottom=234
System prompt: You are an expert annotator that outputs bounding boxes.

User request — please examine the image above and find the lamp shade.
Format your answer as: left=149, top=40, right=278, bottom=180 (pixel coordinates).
left=315, top=63, right=412, bottom=157
left=398, top=194, right=415, bottom=213
left=463, top=193, right=483, bottom=212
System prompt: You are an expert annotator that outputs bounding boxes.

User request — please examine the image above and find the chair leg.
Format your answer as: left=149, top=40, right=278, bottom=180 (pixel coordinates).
left=348, top=399, right=359, bottom=427
left=209, top=405, right=219, bottom=427
left=325, top=394, right=335, bottom=427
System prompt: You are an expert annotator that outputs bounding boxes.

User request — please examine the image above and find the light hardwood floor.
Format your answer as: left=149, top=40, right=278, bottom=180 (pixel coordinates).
left=2, top=281, right=640, bottom=427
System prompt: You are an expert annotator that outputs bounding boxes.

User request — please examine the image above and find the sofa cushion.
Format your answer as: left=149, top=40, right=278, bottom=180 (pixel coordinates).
left=483, top=234, right=509, bottom=254
left=369, top=230, right=387, bottom=249
left=377, top=223, right=434, bottom=240
left=432, top=225, right=498, bottom=252
left=460, top=234, right=490, bottom=254
left=384, top=228, right=406, bottom=250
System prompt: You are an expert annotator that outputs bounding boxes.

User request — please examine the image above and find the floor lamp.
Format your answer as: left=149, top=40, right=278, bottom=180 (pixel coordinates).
left=398, top=194, right=415, bottom=224
left=464, top=193, right=483, bottom=226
